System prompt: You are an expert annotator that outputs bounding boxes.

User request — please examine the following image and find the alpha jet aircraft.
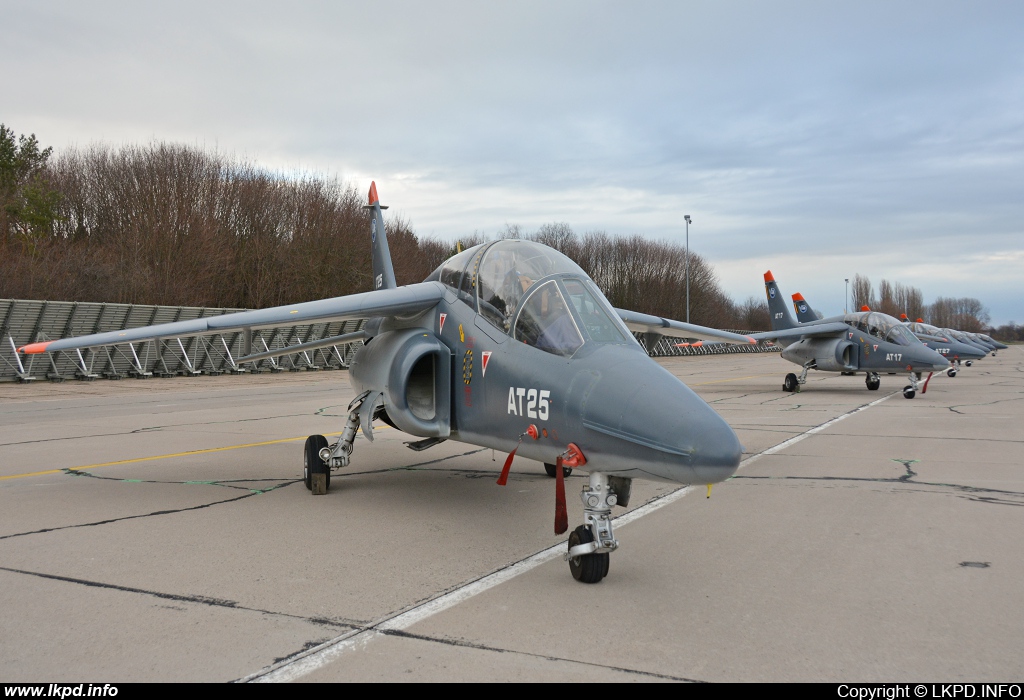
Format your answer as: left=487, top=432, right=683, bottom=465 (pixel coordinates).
left=891, top=315, right=988, bottom=375
left=750, top=272, right=949, bottom=398
left=20, top=183, right=754, bottom=584
left=794, top=299, right=986, bottom=378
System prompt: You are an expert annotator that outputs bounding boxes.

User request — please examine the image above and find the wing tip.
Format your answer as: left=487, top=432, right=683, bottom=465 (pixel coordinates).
left=19, top=341, right=53, bottom=354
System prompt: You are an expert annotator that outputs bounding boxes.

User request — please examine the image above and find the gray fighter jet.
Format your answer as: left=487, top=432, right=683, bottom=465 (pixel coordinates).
left=892, top=315, right=988, bottom=374
left=20, top=183, right=753, bottom=583
left=750, top=272, right=949, bottom=398
left=793, top=298, right=985, bottom=378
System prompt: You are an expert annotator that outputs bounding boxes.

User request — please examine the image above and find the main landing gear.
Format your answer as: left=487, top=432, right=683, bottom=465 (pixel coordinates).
left=544, top=462, right=572, bottom=478
left=865, top=372, right=881, bottom=391
left=303, top=391, right=372, bottom=495
left=565, top=473, right=631, bottom=583
left=783, top=363, right=812, bottom=393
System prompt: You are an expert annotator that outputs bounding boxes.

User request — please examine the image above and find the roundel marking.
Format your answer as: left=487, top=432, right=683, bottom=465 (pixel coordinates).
left=769, top=287, right=776, bottom=299
left=371, top=218, right=377, bottom=242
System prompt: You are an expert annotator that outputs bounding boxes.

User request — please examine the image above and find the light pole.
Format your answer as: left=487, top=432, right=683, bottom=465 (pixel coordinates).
left=684, top=215, right=692, bottom=323
left=845, top=278, right=849, bottom=314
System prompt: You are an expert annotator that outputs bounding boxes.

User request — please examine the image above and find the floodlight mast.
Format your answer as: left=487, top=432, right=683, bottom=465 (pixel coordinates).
left=684, top=215, right=692, bottom=323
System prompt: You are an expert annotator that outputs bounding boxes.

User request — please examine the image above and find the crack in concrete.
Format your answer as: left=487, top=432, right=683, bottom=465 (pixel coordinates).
left=0, top=564, right=361, bottom=629
left=377, top=628, right=707, bottom=682
left=62, top=468, right=293, bottom=493
left=733, top=473, right=1024, bottom=506
left=0, top=485, right=293, bottom=541
left=947, top=395, right=1024, bottom=414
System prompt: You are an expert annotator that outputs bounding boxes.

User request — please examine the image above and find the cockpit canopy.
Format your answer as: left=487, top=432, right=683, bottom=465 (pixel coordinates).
left=427, top=240, right=630, bottom=357
left=844, top=311, right=919, bottom=346
left=908, top=321, right=945, bottom=337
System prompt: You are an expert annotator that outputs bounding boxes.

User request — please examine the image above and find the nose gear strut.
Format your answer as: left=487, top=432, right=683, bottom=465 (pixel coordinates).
left=565, top=471, right=620, bottom=583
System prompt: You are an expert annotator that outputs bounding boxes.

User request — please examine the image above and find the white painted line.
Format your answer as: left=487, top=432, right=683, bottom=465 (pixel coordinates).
left=244, top=391, right=895, bottom=683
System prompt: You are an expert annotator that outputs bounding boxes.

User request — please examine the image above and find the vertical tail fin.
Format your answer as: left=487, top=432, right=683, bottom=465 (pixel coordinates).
left=365, top=182, right=397, bottom=290
left=791, top=293, right=819, bottom=324
left=764, top=271, right=797, bottom=331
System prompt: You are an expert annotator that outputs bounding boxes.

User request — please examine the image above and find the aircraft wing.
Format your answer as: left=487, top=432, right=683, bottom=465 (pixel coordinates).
left=745, top=321, right=850, bottom=342
left=19, top=282, right=446, bottom=354
left=614, top=308, right=756, bottom=345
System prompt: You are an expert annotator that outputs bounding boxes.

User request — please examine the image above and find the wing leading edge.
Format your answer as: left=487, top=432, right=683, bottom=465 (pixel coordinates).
left=744, top=322, right=851, bottom=342
left=20, top=282, right=446, bottom=355
left=614, top=308, right=756, bottom=345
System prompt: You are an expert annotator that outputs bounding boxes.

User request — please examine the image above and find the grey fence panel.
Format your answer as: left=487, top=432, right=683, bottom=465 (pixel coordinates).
left=638, top=331, right=779, bottom=357
left=2, top=299, right=366, bottom=382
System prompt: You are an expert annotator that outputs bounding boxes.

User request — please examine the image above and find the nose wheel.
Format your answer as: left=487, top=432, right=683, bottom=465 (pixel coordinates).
left=866, top=373, right=881, bottom=391
left=947, top=367, right=957, bottom=378
left=568, top=525, right=609, bottom=583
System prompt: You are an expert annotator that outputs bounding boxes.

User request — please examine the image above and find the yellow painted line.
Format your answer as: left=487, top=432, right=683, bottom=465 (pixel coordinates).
left=0, top=428, right=385, bottom=482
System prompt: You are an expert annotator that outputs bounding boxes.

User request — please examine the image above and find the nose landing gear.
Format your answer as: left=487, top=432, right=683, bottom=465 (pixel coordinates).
left=565, top=472, right=624, bottom=583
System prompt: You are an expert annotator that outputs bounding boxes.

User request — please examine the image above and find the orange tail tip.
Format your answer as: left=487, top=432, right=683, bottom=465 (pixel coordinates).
left=916, top=318, right=924, bottom=323
left=792, top=293, right=805, bottom=302
left=19, top=341, right=53, bottom=354
left=368, top=181, right=379, bottom=206
left=860, top=305, right=871, bottom=312
left=900, top=313, right=909, bottom=320
left=764, top=271, right=775, bottom=283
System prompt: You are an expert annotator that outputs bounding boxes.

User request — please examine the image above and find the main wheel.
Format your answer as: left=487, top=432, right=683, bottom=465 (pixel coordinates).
left=903, top=386, right=916, bottom=399
left=568, top=525, right=609, bottom=583
left=304, top=435, right=330, bottom=491
left=965, top=361, right=973, bottom=367
left=544, top=462, right=572, bottom=479
left=947, top=368, right=957, bottom=378
left=783, top=373, right=798, bottom=392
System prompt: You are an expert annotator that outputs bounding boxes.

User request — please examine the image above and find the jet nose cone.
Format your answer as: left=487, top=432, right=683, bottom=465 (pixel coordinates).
left=687, top=410, right=744, bottom=482
left=921, top=347, right=951, bottom=372
left=583, top=355, right=742, bottom=484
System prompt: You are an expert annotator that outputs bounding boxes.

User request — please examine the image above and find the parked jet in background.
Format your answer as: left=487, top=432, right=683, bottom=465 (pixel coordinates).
left=892, top=316, right=987, bottom=374
left=20, top=183, right=755, bottom=584
left=747, top=272, right=949, bottom=398
left=793, top=299, right=984, bottom=378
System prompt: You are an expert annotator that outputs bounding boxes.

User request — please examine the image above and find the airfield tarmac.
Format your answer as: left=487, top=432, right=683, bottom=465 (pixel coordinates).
left=0, top=349, right=1021, bottom=683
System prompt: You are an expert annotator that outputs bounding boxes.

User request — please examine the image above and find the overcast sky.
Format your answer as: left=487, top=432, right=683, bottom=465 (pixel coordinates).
left=3, top=1, right=1023, bottom=324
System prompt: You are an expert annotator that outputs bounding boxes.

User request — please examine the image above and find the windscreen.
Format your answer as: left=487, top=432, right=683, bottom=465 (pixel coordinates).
left=477, top=240, right=587, bottom=332
left=513, top=281, right=584, bottom=357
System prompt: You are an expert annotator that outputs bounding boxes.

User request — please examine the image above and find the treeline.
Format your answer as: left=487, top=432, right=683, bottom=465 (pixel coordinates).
left=1, top=129, right=767, bottom=329
left=850, top=274, right=994, bottom=334
left=1, top=130, right=439, bottom=308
